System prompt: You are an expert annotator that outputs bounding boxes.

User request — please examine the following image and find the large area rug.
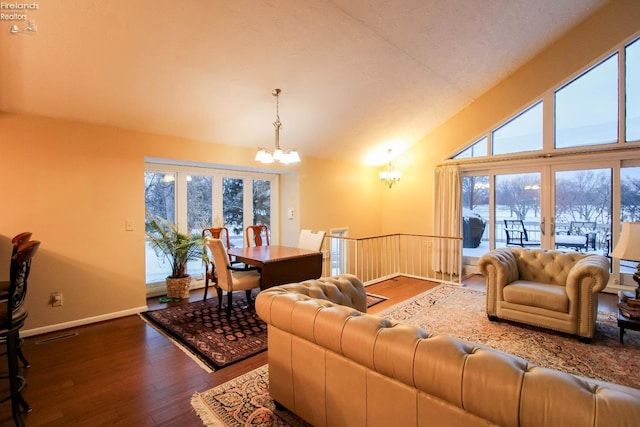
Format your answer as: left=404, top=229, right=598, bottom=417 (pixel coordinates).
left=191, top=284, right=640, bottom=426
left=378, top=284, right=640, bottom=389
left=143, top=292, right=387, bottom=373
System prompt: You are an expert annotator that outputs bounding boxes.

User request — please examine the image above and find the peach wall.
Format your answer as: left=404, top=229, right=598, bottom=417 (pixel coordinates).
left=0, top=113, right=381, bottom=333
left=382, top=0, right=640, bottom=235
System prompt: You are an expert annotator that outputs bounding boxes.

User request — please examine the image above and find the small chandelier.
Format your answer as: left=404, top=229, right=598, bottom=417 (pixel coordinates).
left=255, top=88, right=301, bottom=164
left=379, top=149, right=402, bottom=188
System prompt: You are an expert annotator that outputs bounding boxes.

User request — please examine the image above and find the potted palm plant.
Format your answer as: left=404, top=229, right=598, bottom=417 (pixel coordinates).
left=145, top=212, right=204, bottom=299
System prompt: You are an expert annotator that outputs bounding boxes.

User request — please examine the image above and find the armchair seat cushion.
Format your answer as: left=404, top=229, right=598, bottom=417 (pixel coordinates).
left=503, top=281, right=569, bottom=313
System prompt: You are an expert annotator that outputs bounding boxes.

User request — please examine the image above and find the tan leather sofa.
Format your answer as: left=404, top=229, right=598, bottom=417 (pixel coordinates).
left=478, top=247, right=610, bottom=341
left=255, top=274, right=640, bottom=427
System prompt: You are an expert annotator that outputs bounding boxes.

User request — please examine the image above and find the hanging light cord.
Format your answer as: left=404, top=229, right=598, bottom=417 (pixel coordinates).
left=273, top=89, right=282, bottom=150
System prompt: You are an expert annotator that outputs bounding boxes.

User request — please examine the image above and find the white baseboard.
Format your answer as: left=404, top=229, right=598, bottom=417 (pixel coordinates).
left=22, top=306, right=149, bottom=338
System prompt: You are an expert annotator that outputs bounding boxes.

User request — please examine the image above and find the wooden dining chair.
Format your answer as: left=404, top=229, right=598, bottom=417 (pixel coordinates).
left=204, top=237, right=261, bottom=318
left=298, top=229, right=326, bottom=251
left=245, top=225, right=270, bottom=247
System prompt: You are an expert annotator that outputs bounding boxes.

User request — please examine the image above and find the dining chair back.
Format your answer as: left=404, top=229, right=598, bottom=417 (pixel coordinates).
left=205, top=238, right=261, bottom=318
left=10, top=232, right=32, bottom=257
left=2, top=232, right=33, bottom=297
left=298, top=229, right=326, bottom=251
left=202, top=227, right=233, bottom=301
left=245, top=225, right=270, bottom=247
left=2, top=239, right=40, bottom=425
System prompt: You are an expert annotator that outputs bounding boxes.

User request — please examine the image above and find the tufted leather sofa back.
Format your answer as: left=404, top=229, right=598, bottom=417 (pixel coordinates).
left=256, top=275, right=640, bottom=427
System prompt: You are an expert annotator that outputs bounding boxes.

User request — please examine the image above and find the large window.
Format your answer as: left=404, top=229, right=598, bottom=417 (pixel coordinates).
left=456, top=35, right=640, bottom=293
left=455, top=37, right=639, bottom=159
left=144, top=165, right=278, bottom=286
left=555, top=54, right=618, bottom=149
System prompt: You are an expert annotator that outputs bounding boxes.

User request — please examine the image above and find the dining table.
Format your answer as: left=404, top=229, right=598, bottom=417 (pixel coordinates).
left=227, top=245, right=323, bottom=290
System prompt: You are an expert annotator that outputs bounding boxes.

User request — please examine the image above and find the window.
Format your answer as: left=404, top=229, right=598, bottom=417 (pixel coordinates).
left=253, top=179, right=271, bottom=226
left=454, top=137, right=487, bottom=159
left=223, top=177, right=245, bottom=248
left=187, top=175, right=212, bottom=232
left=492, top=102, right=543, bottom=155
left=329, top=228, right=348, bottom=275
left=144, top=172, right=176, bottom=284
left=144, top=165, right=278, bottom=286
left=454, top=35, right=640, bottom=293
left=627, top=39, right=640, bottom=142
left=555, top=54, right=618, bottom=149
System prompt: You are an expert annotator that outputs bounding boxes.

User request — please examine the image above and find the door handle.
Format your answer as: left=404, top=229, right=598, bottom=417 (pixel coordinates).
left=540, top=217, right=545, bottom=236
left=550, top=217, right=555, bottom=235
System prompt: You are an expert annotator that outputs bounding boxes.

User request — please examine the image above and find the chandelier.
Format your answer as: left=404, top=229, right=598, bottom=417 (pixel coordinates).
left=255, top=88, right=301, bottom=164
left=379, top=149, right=402, bottom=188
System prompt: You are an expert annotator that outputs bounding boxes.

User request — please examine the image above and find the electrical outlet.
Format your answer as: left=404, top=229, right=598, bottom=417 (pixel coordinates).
left=52, top=292, right=63, bottom=307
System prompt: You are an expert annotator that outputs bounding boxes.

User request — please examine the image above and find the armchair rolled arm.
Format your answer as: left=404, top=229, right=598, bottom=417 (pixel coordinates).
left=565, top=254, right=609, bottom=338
left=478, top=248, right=520, bottom=316
left=478, top=248, right=520, bottom=285
left=566, top=254, right=610, bottom=295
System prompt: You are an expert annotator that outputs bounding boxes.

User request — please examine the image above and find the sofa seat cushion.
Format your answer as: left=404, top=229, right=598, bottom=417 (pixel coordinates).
left=503, top=281, right=569, bottom=313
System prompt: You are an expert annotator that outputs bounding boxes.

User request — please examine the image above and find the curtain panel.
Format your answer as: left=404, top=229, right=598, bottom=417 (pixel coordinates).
left=434, top=165, right=462, bottom=275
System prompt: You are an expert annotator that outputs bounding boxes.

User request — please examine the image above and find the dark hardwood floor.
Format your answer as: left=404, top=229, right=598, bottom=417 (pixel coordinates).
left=0, top=276, right=619, bottom=426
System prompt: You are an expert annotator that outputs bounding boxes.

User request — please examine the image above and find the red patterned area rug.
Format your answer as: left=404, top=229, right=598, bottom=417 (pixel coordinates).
left=141, top=294, right=268, bottom=373
left=365, top=292, right=387, bottom=308
left=378, top=284, right=640, bottom=389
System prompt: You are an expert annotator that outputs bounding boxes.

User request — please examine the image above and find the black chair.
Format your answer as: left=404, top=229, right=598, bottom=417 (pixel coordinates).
left=504, top=220, right=540, bottom=247
left=555, top=221, right=597, bottom=251
left=0, top=233, right=33, bottom=369
left=0, top=232, right=32, bottom=298
left=569, top=221, right=597, bottom=251
left=0, top=240, right=40, bottom=427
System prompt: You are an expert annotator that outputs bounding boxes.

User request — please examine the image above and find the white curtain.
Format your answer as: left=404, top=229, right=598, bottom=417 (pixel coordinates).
left=433, top=165, right=462, bottom=275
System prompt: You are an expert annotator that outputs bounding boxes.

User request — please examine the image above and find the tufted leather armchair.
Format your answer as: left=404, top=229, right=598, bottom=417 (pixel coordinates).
left=478, top=247, right=610, bottom=341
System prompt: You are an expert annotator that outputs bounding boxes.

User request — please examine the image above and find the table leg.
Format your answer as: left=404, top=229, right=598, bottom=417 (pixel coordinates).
left=620, top=326, right=625, bottom=344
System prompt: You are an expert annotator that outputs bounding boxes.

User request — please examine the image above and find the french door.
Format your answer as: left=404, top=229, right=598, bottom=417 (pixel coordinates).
left=145, top=164, right=279, bottom=286
left=463, top=162, right=624, bottom=283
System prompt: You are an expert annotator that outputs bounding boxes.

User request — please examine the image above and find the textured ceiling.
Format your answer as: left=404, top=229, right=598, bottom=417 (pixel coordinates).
left=0, top=0, right=607, bottom=164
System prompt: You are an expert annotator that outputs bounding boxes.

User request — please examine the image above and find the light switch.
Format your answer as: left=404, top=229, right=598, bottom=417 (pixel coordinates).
left=125, top=219, right=135, bottom=231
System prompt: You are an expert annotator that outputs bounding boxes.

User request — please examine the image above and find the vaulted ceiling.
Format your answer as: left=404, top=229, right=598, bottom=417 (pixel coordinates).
left=0, top=0, right=607, bottom=164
